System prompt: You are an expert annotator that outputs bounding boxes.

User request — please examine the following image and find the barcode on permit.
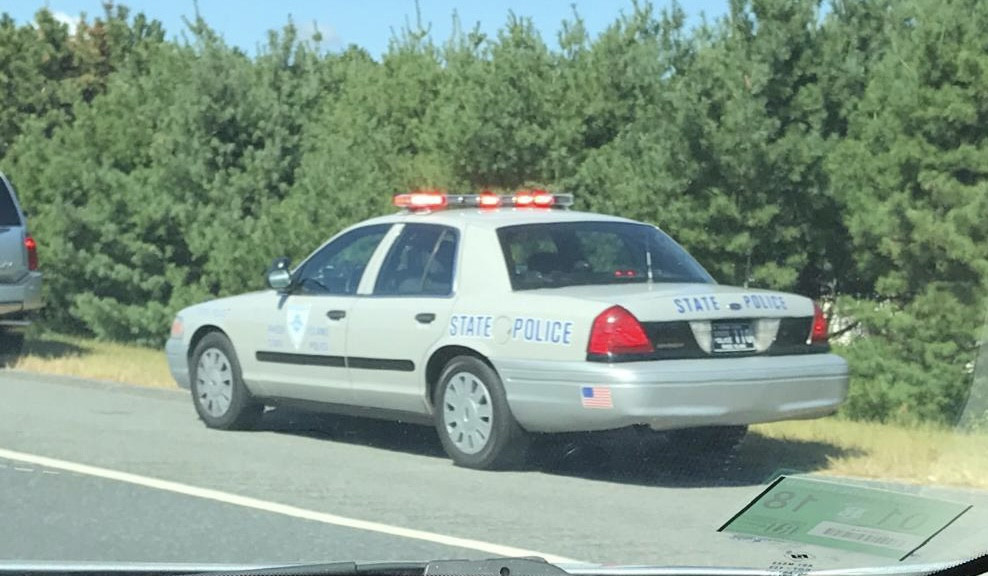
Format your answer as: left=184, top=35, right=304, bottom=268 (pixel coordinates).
left=807, top=521, right=922, bottom=552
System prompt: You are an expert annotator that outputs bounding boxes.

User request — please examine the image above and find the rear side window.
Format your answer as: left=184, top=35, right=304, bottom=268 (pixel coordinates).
left=0, top=180, right=21, bottom=226
left=497, top=221, right=713, bottom=290
left=374, top=224, right=457, bottom=296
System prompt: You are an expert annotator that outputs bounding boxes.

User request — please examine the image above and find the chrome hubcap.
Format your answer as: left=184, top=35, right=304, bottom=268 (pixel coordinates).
left=196, top=347, right=234, bottom=418
left=442, top=371, right=493, bottom=455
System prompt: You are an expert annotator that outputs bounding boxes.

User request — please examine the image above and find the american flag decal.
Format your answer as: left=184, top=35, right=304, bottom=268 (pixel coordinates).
left=581, top=386, right=613, bottom=409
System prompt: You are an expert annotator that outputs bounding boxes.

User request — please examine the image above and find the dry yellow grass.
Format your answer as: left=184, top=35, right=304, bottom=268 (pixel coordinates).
left=7, top=332, right=988, bottom=489
left=753, top=418, right=988, bottom=490
left=11, top=332, right=176, bottom=388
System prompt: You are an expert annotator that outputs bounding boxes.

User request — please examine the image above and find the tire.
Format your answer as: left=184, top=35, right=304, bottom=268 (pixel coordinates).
left=0, top=328, right=24, bottom=358
left=0, top=330, right=25, bottom=364
left=434, top=355, right=529, bottom=470
left=190, top=332, right=263, bottom=430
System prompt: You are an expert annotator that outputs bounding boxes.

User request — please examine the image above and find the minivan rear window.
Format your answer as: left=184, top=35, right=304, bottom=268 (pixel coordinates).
left=497, top=221, right=714, bottom=290
left=0, top=180, right=21, bottom=226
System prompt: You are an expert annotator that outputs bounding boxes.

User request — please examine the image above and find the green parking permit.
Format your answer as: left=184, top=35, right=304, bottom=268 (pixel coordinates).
left=719, top=477, right=972, bottom=560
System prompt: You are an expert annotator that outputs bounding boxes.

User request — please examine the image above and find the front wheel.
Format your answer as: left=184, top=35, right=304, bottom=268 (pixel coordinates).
left=190, top=332, right=263, bottom=430
left=434, top=356, right=529, bottom=470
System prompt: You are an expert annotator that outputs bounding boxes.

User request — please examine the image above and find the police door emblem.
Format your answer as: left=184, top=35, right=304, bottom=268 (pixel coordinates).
left=286, top=304, right=311, bottom=350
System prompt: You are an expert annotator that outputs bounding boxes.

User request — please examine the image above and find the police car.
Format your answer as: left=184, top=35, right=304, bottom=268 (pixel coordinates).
left=165, top=190, right=848, bottom=469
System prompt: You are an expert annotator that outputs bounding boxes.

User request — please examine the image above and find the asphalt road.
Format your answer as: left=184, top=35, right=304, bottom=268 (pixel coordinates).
left=0, top=460, right=480, bottom=563
left=1, top=370, right=987, bottom=568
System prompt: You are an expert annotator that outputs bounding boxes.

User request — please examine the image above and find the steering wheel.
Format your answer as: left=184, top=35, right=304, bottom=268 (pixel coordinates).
left=299, top=276, right=330, bottom=293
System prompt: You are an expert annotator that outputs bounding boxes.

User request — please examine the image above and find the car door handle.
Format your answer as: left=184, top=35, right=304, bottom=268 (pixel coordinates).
left=326, top=310, right=346, bottom=320
left=415, top=313, right=436, bottom=324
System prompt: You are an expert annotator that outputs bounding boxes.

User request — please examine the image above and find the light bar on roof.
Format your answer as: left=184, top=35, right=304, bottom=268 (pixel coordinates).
left=393, top=189, right=573, bottom=211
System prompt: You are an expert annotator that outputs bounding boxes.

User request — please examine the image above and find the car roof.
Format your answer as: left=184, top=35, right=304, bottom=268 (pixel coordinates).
left=357, top=208, right=644, bottom=230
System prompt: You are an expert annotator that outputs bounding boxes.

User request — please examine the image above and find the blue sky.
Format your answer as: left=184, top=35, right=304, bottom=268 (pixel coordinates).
left=5, top=1, right=728, bottom=58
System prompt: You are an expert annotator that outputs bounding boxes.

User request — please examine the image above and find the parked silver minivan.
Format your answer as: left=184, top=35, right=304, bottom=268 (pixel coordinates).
left=0, top=172, right=42, bottom=352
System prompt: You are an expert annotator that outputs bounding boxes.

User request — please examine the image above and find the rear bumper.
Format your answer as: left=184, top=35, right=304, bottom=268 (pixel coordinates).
left=165, top=337, right=191, bottom=389
left=494, top=353, right=849, bottom=433
left=0, top=271, right=43, bottom=324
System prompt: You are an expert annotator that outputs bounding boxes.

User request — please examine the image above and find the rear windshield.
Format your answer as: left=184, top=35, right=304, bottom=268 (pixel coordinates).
left=0, top=179, right=21, bottom=226
left=497, top=221, right=714, bottom=290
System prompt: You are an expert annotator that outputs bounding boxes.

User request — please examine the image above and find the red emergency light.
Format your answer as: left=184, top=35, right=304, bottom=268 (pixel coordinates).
left=512, top=189, right=556, bottom=207
left=478, top=191, right=502, bottom=208
left=393, top=190, right=448, bottom=209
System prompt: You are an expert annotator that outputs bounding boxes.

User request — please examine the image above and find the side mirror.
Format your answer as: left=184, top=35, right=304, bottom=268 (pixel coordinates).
left=266, top=257, right=293, bottom=291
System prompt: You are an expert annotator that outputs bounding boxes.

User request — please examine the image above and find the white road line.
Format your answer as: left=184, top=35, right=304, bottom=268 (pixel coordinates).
left=13, top=467, right=34, bottom=472
left=0, top=448, right=577, bottom=564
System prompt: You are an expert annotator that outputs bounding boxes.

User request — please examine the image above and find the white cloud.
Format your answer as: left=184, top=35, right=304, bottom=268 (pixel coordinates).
left=51, top=10, right=81, bottom=35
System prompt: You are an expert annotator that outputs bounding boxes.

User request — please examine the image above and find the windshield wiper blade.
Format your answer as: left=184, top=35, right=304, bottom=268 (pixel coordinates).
left=180, top=558, right=565, bottom=576
left=3, top=558, right=984, bottom=576
left=424, top=558, right=569, bottom=576
left=0, top=558, right=567, bottom=576
left=187, top=561, right=427, bottom=576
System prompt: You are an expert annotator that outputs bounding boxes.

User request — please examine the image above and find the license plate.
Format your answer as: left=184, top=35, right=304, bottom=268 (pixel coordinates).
left=712, top=322, right=755, bottom=353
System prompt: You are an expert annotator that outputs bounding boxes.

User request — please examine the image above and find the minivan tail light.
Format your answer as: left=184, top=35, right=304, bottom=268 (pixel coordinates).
left=25, top=236, right=38, bottom=271
left=588, top=305, right=653, bottom=356
left=810, top=302, right=828, bottom=344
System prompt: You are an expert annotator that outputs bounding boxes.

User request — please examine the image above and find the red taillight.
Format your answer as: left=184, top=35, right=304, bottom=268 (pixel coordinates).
left=811, top=302, right=828, bottom=343
left=393, top=191, right=447, bottom=209
left=588, top=305, right=653, bottom=356
left=25, top=236, right=38, bottom=271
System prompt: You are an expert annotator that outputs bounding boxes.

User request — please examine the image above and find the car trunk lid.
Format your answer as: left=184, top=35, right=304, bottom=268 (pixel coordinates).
left=526, top=283, right=814, bottom=319
left=526, top=283, right=824, bottom=361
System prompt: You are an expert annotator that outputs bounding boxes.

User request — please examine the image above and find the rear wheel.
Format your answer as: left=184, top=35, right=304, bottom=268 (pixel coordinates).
left=434, top=356, right=529, bottom=470
left=190, top=332, right=263, bottom=430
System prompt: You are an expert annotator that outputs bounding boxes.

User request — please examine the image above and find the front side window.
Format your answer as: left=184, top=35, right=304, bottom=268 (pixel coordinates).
left=374, top=224, right=457, bottom=296
left=295, top=224, right=391, bottom=295
left=497, top=221, right=713, bottom=290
